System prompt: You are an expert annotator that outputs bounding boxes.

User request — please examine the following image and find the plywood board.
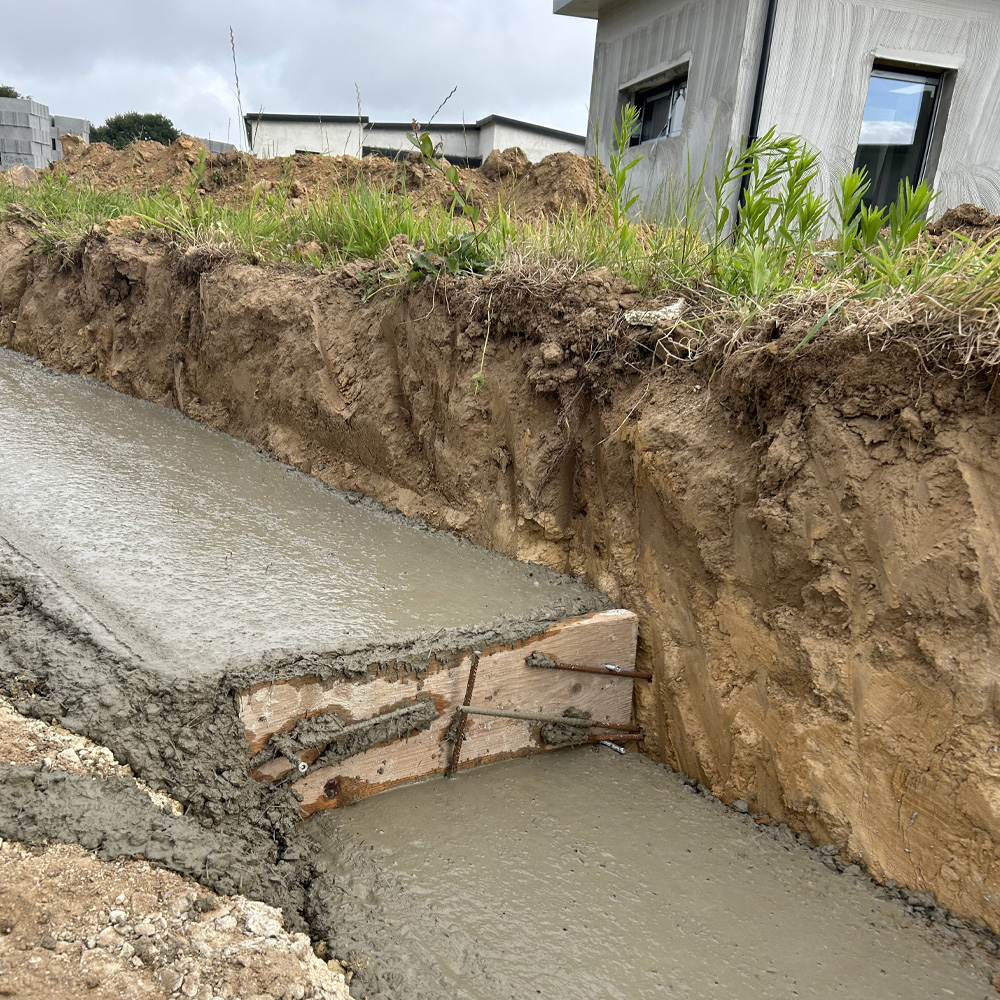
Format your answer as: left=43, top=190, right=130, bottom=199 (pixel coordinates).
left=236, top=609, right=639, bottom=814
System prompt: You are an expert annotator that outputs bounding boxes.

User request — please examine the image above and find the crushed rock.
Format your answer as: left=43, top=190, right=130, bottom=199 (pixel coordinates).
left=0, top=702, right=350, bottom=1000
left=0, top=840, right=349, bottom=1000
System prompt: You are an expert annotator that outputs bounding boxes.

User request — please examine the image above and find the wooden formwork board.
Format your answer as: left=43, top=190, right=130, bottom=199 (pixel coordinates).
left=236, top=608, right=638, bottom=815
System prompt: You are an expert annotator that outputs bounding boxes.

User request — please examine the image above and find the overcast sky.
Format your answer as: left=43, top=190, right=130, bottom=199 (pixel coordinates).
left=1, top=1, right=596, bottom=146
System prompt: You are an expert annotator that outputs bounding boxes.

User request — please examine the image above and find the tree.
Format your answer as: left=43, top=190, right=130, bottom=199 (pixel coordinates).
left=90, top=111, right=180, bottom=149
left=0, top=85, right=22, bottom=99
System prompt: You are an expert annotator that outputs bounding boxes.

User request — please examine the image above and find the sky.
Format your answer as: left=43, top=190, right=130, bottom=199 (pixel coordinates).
left=1, top=1, right=597, bottom=147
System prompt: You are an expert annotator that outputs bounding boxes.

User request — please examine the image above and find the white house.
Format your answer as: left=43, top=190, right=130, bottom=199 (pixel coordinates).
left=245, top=112, right=585, bottom=165
left=556, top=0, right=1000, bottom=215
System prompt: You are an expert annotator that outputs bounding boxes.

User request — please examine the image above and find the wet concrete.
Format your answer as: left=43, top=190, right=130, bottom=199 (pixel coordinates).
left=0, top=347, right=601, bottom=674
left=0, top=346, right=608, bottom=953
left=310, top=750, right=996, bottom=1000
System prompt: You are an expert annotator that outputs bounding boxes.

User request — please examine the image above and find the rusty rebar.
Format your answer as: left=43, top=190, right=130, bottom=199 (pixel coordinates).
left=590, top=721, right=642, bottom=733
left=447, top=650, right=481, bottom=776
left=455, top=705, right=635, bottom=731
left=526, top=655, right=652, bottom=681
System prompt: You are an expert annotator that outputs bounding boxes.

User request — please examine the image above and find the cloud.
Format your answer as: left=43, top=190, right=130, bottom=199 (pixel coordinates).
left=0, top=0, right=596, bottom=144
left=859, top=119, right=916, bottom=146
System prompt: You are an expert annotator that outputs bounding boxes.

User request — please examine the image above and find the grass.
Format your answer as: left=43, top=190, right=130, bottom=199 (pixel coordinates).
left=3, top=133, right=1000, bottom=374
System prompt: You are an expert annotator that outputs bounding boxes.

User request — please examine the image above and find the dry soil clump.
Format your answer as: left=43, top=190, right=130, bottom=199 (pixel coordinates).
left=0, top=697, right=350, bottom=1000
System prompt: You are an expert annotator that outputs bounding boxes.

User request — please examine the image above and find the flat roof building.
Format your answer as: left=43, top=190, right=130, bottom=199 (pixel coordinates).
left=245, top=112, right=585, bottom=166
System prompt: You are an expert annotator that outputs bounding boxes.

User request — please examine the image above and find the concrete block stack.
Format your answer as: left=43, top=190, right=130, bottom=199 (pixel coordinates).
left=0, top=97, right=89, bottom=170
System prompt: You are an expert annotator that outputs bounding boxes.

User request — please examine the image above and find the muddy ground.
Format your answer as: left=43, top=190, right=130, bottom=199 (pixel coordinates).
left=2, top=134, right=1000, bottom=994
left=1, top=212, right=997, bottom=940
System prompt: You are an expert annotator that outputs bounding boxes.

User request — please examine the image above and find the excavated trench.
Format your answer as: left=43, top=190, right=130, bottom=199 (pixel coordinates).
left=0, top=345, right=617, bottom=995
left=2, top=224, right=1000, bottom=994
left=1, top=345, right=995, bottom=999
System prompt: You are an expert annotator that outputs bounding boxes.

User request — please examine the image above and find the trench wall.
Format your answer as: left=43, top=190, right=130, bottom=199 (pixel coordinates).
left=1, top=227, right=999, bottom=932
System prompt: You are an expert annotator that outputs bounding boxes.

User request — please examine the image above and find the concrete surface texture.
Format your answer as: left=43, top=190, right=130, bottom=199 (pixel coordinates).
left=0, top=344, right=612, bottom=983
left=247, top=112, right=585, bottom=164
left=571, top=0, right=1000, bottom=220
left=583, top=0, right=753, bottom=218
left=0, top=346, right=602, bottom=675
left=315, top=749, right=998, bottom=1000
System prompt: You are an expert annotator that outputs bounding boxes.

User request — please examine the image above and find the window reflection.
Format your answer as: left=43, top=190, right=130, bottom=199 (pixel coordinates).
left=854, top=67, right=941, bottom=209
left=630, top=77, right=688, bottom=146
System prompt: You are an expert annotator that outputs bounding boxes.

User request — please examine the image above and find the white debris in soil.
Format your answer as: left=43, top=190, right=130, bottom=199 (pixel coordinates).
left=0, top=693, right=181, bottom=814
left=0, top=840, right=350, bottom=1000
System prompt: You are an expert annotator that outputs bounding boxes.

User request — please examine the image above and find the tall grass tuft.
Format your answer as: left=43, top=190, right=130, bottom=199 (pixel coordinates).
left=5, top=132, right=1000, bottom=372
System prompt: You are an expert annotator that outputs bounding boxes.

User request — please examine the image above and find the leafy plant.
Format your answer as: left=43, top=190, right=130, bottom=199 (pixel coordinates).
left=832, top=168, right=871, bottom=267
left=886, top=177, right=934, bottom=251
left=607, top=104, right=643, bottom=230
left=408, top=231, right=491, bottom=284
left=408, top=126, right=482, bottom=234
left=405, top=122, right=495, bottom=282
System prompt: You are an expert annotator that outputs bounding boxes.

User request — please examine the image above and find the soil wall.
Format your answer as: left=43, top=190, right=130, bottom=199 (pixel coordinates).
left=2, top=223, right=999, bottom=933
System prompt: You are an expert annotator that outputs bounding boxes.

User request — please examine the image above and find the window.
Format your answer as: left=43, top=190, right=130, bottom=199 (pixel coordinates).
left=630, top=76, right=687, bottom=146
left=51, top=138, right=57, bottom=150
left=854, top=65, right=943, bottom=209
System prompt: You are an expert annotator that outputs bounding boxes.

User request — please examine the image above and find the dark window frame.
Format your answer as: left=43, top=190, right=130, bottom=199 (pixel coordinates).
left=629, top=74, right=688, bottom=146
left=854, top=60, right=949, bottom=209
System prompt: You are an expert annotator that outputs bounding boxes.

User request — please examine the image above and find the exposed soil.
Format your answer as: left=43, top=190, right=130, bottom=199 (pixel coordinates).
left=0, top=697, right=351, bottom=1000
left=928, top=201, right=1000, bottom=241
left=47, top=135, right=605, bottom=219
left=3, top=219, right=998, bottom=938
left=3, top=165, right=1000, bottom=995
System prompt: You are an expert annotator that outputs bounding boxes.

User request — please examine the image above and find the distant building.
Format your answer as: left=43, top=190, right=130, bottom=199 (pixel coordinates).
left=556, top=0, right=1000, bottom=217
left=244, top=112, right=585, bottom=165
left=0, top=97, right=89, bottom=170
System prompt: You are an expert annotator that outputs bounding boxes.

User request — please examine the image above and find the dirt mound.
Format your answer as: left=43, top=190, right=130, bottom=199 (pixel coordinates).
left=49, top=136, right=605, bottom=219
left=928, top=202, right=1000, bottom=240
left=0, top=840, right=349, bottom=1000
left=55, top=135, right=209, bottom=191
left=509, top=151, right=606, bottom=216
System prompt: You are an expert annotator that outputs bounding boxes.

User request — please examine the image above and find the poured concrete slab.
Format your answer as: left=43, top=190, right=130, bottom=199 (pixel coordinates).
left=0, top=348, right=636, bottom=810
left=0, top=348, right=603, bottom=673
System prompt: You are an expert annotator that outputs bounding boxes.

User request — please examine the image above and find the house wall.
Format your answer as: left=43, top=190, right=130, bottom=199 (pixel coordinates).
left=588, top=0, right=754, bottom=217
left=478, top=121, right=586, bottom=162
left=250, top=118, right=584, bottom=165
left=247, top=120, right=362, bottom=159
left=760, top=0, right=1000, bottom=213
left=365, top=125, right=482, bottom=162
